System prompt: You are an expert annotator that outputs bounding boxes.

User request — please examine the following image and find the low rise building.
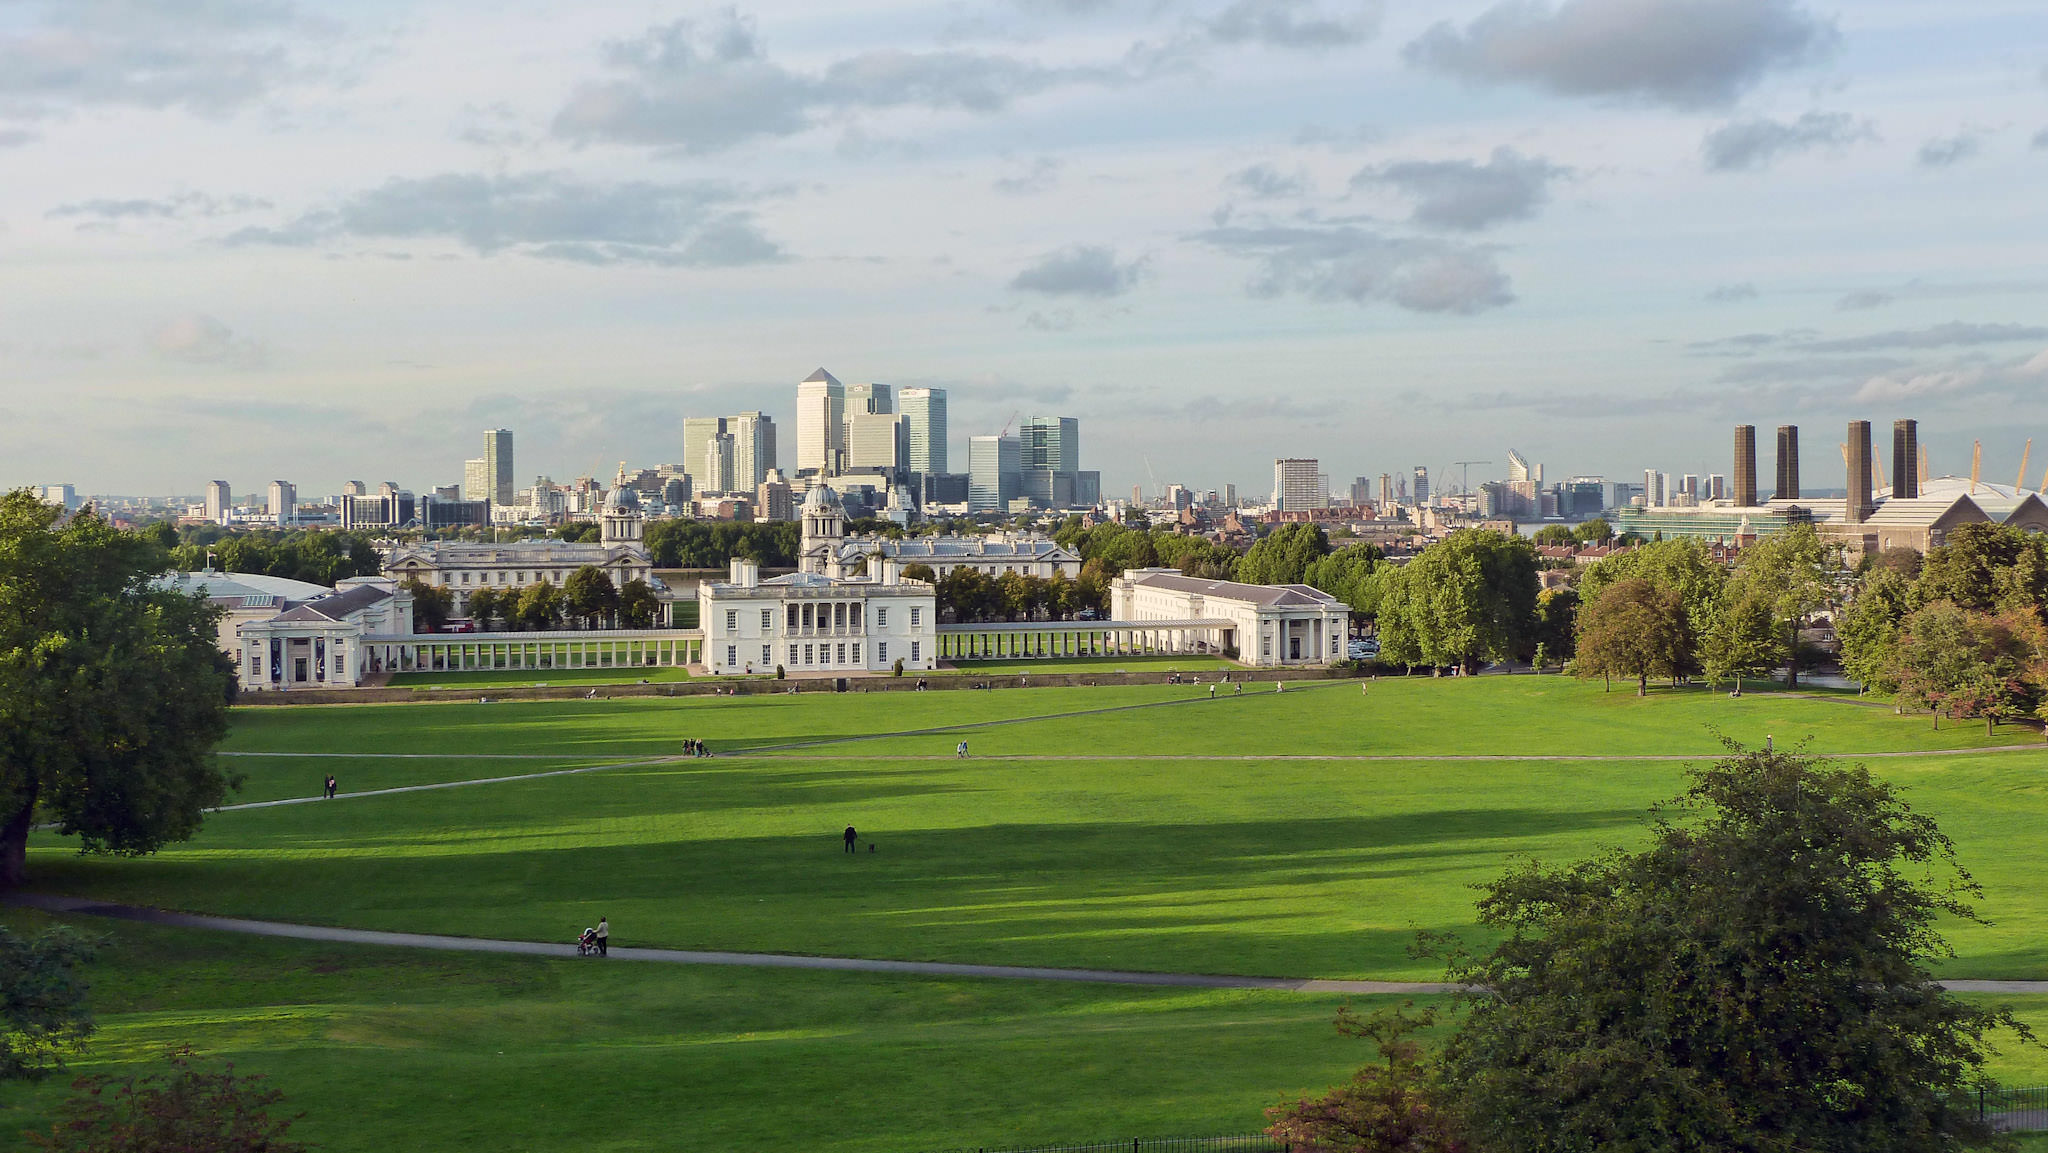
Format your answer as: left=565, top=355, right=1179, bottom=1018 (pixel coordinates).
left=1110, top=568, right=1350, bottom=667
left=381, top=484, right=668, bottom=617
left=696, top=556, right=939, bottom=676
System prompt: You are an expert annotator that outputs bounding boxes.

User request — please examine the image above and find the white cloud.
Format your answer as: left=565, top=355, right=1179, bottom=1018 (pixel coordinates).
left=1010, top=246, right=1147, bottom=296
left=1199, top=223, right=1513, bottom=313
left=151, top=314, right=266, bottom=368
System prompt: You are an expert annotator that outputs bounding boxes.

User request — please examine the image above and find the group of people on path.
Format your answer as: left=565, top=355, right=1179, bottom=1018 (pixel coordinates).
left=681, top=738, right=711, bottom=757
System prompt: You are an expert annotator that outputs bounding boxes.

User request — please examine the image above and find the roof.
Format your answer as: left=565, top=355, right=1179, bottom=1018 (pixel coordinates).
left=268, top=583, right=392, bottom=623
left=155, top=570, right=331, bottom=605
left=842, top=535, right=1077, bottom=562
left=802, top=367, right=840, bottom=385
left=1128, top=570, right=1344, bottom=609
left=385, top=541, right=644, bottom=566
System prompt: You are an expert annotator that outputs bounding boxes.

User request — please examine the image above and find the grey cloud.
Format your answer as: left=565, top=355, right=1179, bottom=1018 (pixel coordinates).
left=49, top=191, right=272, bottom=222
left=1357, top=146, right=1565, bottom=230
left=1837, top=290, right=1893, bottom=310
left=0, top=128, right=36, bottom=148
left=1803, top=322, right=2048, bottom=354
left=1227, top=163, right=1308, bottom=198
left=1853, top=351, right=2048, bottom=404
left=2034, top=128, right=2048, bottom=150
left=1702, top=110, right=1872, bottom=171
left=1010, top=246, right=1147, bottom=297
left=1026, top=309, right=1078, bottom=331
left=1199, top=224, right=1513, bottom=313
left=151, top=314, right=266, bottom=368
left=1205, top=0, right=1383, bottom=49
left=1917, top=132, right=1980, bottom=168
left=224, top=172, right=783, bottom=266
left=994, top=157, right=1061, bottom=195
left=1405, top=0, right=1832, bottom=109
left=0, top=0, right=319, bottom=120
left=554, top=11, right=1132, bottom=154
left=1705, top=282, right=1758, bottom=302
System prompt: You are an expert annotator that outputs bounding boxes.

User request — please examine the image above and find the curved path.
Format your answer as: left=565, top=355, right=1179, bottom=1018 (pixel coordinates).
left=11, top=893, right=2042, bottom=995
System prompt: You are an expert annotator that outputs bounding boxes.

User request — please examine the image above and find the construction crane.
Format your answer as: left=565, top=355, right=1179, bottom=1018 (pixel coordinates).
left=1141, top=454, right=1161, bottom=501
left=999, top=410, right=1021, bottom=438
left=1450, top=460, right=1492, bottom=497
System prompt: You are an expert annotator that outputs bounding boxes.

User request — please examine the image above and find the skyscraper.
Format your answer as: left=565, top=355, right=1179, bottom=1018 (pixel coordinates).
left=204, top=480, right=232, bottom=526
left=1505, top=449, right=1541, bottom=486
left=683, top=417, right=726, bottom=487
left=1273, top=458, right=1324, bottom=511
left=846, top=382, right=893, bottom=415
left=899, top=387, right=947, bottom=474
left=1379, top=474, right=1394, bottom=507
left=463, top=457, right=488, bottom=502
left=485, top=429, right=514, bottom=507
left=845, top=412, right=905, bottom=476
left=968, top=435, right=1020, bottom=512
left=267, top=480, right=295, bottom=527
left=729, top=411, right=776, bottom=490
left=703, top=432, right=736, bottom=493
left=1643, top=469, right=1669, bottom=508
left=796, top=369, right=845, bottom=477
left=1020, top=417, right=1080, bottom=471
left=1411, top=466, right=1430, bottom=507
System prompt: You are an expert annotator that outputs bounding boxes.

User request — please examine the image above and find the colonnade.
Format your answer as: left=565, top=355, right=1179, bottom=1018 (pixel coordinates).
left=935, top=624, right=1228, bottom=662
left=369, top=632, right=701, bottom=674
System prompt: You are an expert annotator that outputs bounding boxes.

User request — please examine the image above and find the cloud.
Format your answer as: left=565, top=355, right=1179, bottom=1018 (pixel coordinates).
left=1404, top=0, right=1832, bottom=109
left=223, top=172, right=784, bottom=266
left=0, top=0, right=322, bottom=120
left=993, top=156, right=1062, bottom=195
left=1010, top=246, right=1147, bottom=297
left=1917, top=132, right=1980, bottom=168
left=1355, top=146, right=1565, bottom=230
left=1204, top=0, right=1383, bottom=49
left=553, top=11, right=1132, bottom=154
left=1705, top=282, right=1758, bottom=302
left=1803, top=321, right=2048, bottom=354
left=48, top=191, right=272, bottom=224
left=1836, top=290, right=1893, bottom=310
left=0, top=128, right=36, bottom=148
left=151, top=314, right=266, bottom=368
left=1199, top=224, right=1513, bottom=313
left=2034, top=127, right=2048, bottom=151
left=1852, top=367, right=1990, bottom=403
left=1701, top=110, right=1872, bottom=171
left=1226, top=163, right=1308, bottom=198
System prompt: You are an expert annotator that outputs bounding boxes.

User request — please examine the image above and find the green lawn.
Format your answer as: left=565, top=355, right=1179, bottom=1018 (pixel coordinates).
left=386, top=665, right=696, bottom=689
left=943, top=655, right=1238, bottom=675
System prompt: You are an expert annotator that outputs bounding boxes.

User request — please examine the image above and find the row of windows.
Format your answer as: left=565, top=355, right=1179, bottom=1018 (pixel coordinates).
left=720, top=604, right=921, bottom=632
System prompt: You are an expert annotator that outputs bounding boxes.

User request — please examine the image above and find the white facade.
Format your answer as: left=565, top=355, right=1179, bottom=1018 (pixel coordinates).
left=236, top=577, right=414, bottom=691
left=699, top=557, right=938, bottom=675
left=204, top=480, right=232, bottom=525
left=1110, top=568, right=1349, bottom=667
left=267, top=480, right=295, bottom=526
left=796, top=368, right=845, bottom=476
left=834, top=535, right=1081, bottom=580
left=382, top=486, right=661, bottom=616
left=900, top=387, right=947, bottom=474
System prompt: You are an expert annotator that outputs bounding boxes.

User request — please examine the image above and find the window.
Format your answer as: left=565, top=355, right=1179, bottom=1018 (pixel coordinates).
left=725, top=610, right=738, bottom=631
left=910, top=607, right=921, bottom=627
left=804, top=644, right=814, bottom=665
left=837, top=643, right=846, bottom=663
left=787, top=605, right=799, bottom=629
left=761, top=609, right=772, bottom=629
left=878, top=642, right=888, bottom=662
left=789, top=645, right=798, bottom=665
left=911, top=642, right=921, bottom=662
left=876, top=607, right=888, bottom=628
left=726, top=646, right=737, bottom=667
left=761, top=645, right=772, bottom=665
left=852, top=644, right=861, bottom=664
left=336, top=654, right=346, bottom=674
left=251, top=656, right=262, bottom=676
left=1262, top=638, right=1272, bottom=657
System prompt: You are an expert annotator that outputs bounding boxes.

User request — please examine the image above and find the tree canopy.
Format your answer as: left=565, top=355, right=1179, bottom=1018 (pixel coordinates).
left=1374, top=530, right=1538, bottom=672
left=1574, top=576, right=1690, bottom=695
left=0, top=925, right=96, bottom=1081
left=0, top=491, right=238, bottom=887
left=167, top=529, right=381, bottom=587
left=1440, top=744, right=2024, bottom=1153
left=1236, top=523, right=1331, bottom=586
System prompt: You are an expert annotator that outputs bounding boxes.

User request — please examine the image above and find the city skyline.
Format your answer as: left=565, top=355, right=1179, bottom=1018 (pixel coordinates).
left=3, top=1, right=2045, bottom=496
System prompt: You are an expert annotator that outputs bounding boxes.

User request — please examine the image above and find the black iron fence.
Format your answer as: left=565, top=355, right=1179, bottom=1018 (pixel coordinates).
left=1974, top=1085, right=2048, bottom=1132
left=930, top=1135, right=1286, bottom=1153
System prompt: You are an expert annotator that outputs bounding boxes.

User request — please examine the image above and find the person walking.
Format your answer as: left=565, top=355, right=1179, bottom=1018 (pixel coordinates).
left=1209, top=684, right=1216, bottom=699
left=324, top=774, right=337, bottom=799
left=843, top=825, right=858, bottom=853
left=595, top=916, right=609, bottom=957
left=956, top=740, right=969, bottom=758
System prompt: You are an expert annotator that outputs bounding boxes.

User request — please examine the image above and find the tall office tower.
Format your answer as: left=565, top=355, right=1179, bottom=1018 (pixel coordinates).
left=484, top=429, right=514, bottom=506
left=796, top=368, right=846, bottom=476
left=1846, top=420, right=1874, bottom=524
left=703, top=432, right=736, bottom=492
left=1131, top=484, right=1144, bottom=506
left=1775, top=425, right=1800, bottom=501
left=899, top=387, right=948, bottom=474
left=204, top=480, right=232, bottom=526
left=267, top=481, right=295, bottom=527
left=1020, top=416, right=1080, bottom=471
left=846, top=382, right=893, bottom=415
left=1708, top=474, right=1727, bottom=502
left=1349, top=477, right=1373, bottom=507
left=1379, top=474, right=1394, bottom=506
left=1733, top=424, right=1758, bottom=506
left=342, top=480, right=368, bottom=497
left=463, top=457, right=488, bottom=502
left=1680, top=474, right=1700, bottom=500
left=845, top=412, right=906, bottom=475
left=1411, top=466, right=1430, bottom=507
left=1273, top=458, right=1324, bottom=511
left=1223, top=483, right=1237, bottom=507
left=1892, top=419, right=1919, bottom=500
left=1644, top=469, right=1669, bottom=508
left=683, top=417, right=726, bottom=487
left=728, top=411, right=776, bottom=489
left=968, top=435, right=1020, bottom=512
left=1505, top=449, right=1542, bottom=486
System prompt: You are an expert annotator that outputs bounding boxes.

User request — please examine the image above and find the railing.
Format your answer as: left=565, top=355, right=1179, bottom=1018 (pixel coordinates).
left=927, top=1135, right=1286, bottom=1153
left=1971, top=1085, right=2048, bottom=1131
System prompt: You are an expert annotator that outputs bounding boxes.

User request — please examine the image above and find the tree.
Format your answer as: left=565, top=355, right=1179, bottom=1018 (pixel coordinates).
left=1837, top=567, right=1914, bottom=694
left=1580, top=537, right=1725, bottom=652
left=1699, top=580, right=1784, bottom=695
left=1574, top=576, right=1689, bottom=695
left=1571, top=517, right=1613, bottom=546
left=1266, top=1003, right=1464, bottom=1153
left=900, top=563, right=937, bottom=585
left=618, top=578, right=660, bottom=628
left=1916, top=522, right=2048, bottom=615
left=1531, top=525, right=1576, bottom=547
left=1303, top=544, right=1383, bottom=622
left=462, top=586, right=501, bottom=632
left=1530, top=586, right=1578, bottom=668
left=1439, top=744, right=2026, bottom=1153
left=403, top=577, right=452, bottom=631
left=0, top=491, right=237, bottom=887
left=0, top=925, right=96, bottom=1081
left=996, top=572, right=1034, bottom=621
left=563, top=566, right=619, bottom=628
left=512, top=581, right=563, bottom=631
left=1888, top=602, right=2048, bottom=733
left=1237, top=523, right=1331, bottom=586
left=1736, top=524, right=1837, bottom=688
left=30, top=1044, right=307, bottom=1153
left=1375, top=531, right=1539, bottom=673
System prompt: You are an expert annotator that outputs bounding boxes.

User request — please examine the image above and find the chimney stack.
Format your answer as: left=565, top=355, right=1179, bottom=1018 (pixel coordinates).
left=1846, top=420, right=1874, bottom=524
left=1892, top=420, right=1918, bottom=500
left=1775, top=425, right=1800, bottom=501
left=1733, top=424, right=1758, bottom=506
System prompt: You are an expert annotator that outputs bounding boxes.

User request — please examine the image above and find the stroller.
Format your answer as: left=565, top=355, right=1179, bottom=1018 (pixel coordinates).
left=576, top=927, right=601, bottom=956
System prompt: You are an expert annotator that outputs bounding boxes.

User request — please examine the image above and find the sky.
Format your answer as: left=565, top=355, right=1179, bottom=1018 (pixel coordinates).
left=2, top=0, right=2045, bottom=501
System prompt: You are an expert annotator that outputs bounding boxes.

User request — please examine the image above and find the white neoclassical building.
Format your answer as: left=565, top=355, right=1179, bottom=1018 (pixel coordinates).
left=234, top=576, right=415, bottom=690
left=382, top=484, right=667, bottom=618
left=828, top=534, right=1082, bottom=581
left=700, top=485, right=939, bottom=675
left=1110, top=568, right=1349, bottom=667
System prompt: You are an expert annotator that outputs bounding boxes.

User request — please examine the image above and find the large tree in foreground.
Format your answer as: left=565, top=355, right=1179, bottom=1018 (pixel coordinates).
left=0, top=491, right=236, bottom=887
left=1439, top=744, right=2026, bottom=1153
